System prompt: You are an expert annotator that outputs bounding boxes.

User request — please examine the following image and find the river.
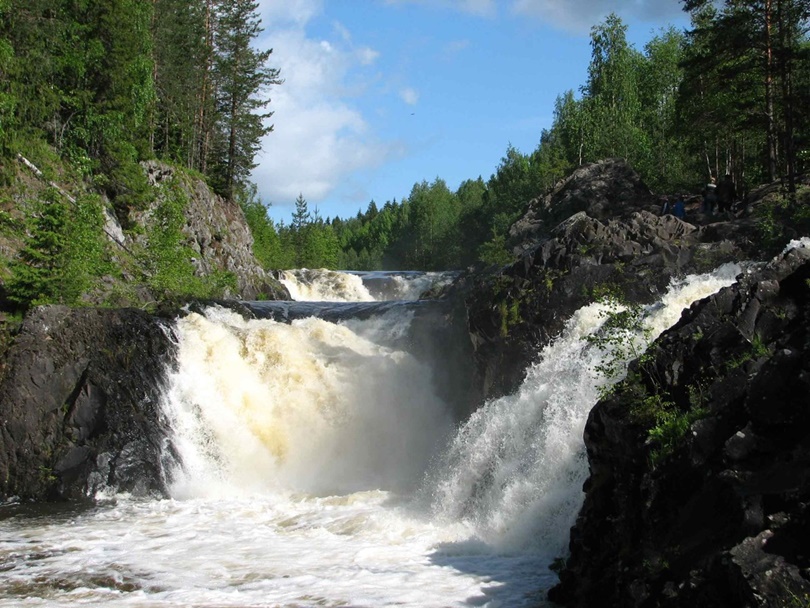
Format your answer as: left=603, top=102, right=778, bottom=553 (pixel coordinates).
left=0, top=265, right=744, bottom=607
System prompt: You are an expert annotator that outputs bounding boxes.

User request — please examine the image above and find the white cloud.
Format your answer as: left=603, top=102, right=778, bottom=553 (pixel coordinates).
left=259, top=0, right=324, bottom=25
left=251, top=10, right=397, bottom=211
left=510, top=0, right=685, bottom=33
left=357, top=46, right=381, bottom=66
left=383, top=0, right=497, bottom=18
left=400, top=87, right=420, bottom=105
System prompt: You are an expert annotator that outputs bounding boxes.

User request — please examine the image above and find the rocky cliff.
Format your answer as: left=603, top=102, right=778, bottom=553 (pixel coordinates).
left=548, top=243, right=810, bottom=607
left=459, top=159, right=809, bottom=605
left=462, top=159, right=757, bottom=402
left=0, top=306, right=177, bottom=500
left=122, top=161, right=288, bottom=301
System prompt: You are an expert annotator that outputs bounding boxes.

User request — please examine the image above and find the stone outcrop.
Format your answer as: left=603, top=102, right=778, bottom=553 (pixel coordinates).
left=0, top=306, right=177, bottom=501
left=508, top=158, right=658, bottom=254
left=548, top=244, right=810, bottom=607
left=126, top=161, right=288, bottom=301
left=463, top=160, right=753, bottom=401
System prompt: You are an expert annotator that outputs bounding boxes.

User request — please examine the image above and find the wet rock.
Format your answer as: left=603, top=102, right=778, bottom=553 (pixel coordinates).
left=549, top=245, right=810, bottom=607
left=463, top=161, right=747, bottom=400
left=0, top=306, right=177, bottom=501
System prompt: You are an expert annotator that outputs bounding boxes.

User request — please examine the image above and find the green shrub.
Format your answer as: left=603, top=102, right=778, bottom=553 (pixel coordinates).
left=140, top=177, right=235, bottom=300
left=5, top=190, right=111, bottom=309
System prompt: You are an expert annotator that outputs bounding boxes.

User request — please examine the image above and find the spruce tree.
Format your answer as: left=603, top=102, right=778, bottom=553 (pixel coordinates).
left=210, top=0, right=282, bottom=199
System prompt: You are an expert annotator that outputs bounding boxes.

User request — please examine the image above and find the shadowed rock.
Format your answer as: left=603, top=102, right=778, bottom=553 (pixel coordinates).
left=548, top=245, right=810, bottom=607
left=0, top=306, right=177, bottom=501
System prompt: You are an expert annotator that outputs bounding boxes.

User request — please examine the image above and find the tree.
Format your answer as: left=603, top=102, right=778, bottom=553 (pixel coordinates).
left=637, top=27, right=688, bottom=190
left=152, top=0, right=210, bottom=167
left=209, top=0, right=282, bottom=198
left=239, top=184, right=285, bottom=269
left=679, top=0, right=810, bottom=189
left=582, top=14, right=645, bottom=162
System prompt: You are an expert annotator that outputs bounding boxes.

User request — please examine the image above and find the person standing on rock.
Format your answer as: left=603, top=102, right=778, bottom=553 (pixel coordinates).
left=703, top=177, right=717, bottom=215
left=673, top=195, right=686, bottom=219
left=717, top=174, right=736, bottom=215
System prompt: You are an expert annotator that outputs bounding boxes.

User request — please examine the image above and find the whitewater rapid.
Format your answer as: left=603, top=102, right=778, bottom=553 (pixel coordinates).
left=0, top=266, right=744, bottom=607
left=278, top=268, right=458, bottom=302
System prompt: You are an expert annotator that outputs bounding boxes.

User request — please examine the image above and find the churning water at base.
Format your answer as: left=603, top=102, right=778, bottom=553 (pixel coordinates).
left=0, top=265, right=743, bottom=607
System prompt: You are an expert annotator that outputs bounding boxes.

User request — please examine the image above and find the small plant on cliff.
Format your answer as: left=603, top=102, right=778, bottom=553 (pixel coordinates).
left=139, top=177, right=236, bottom=300
left=585, top=295, right=652, bottom=397
left=647, top=405, right=709, bottom=466
left=498, top=298, right=522, bottom=337
left=726, top=332, right=771, bottom=371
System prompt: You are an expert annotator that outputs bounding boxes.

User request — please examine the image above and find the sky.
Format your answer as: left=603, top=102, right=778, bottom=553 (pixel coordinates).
left=252, top=0, right=690, bottom=223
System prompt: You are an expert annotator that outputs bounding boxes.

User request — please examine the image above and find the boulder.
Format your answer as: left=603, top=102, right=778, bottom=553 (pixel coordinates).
left=464, top=190, right=746, bottom=401
left=548, top=245, right=810, bottom=607
left=0, top=306, right=177, bottom=501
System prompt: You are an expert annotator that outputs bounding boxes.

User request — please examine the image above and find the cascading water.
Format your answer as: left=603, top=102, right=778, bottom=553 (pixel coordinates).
left=426, top=262, right=744, bottom=557
left=278, top=268, right=377, bottom=302
left=0, top=266, right=744, bottom=607
left=278, top=268, right=459, bottom=302
left=163, top=306, right=454, bottom=497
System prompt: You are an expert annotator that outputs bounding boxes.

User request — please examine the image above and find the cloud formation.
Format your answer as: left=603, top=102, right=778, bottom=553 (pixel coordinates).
left=384, top=0, right=684, bottom=32
left=384, top=0, right=497, bottom=18
left=400, top=87, right=420, bottom=106
left=253, top=1, right=400, bottom=212
left=512, top=0, right=685, bottom=33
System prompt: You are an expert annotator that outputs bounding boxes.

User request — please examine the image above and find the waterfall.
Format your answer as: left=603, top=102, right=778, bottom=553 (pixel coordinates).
left=277, top=268, right=459, bottom=302
left=278, top=268, right=377, bottom=302
left=162, top=305, right=454, bottom=498
left=0, top=264, right=748, bottom=608
left=425, top=262, right=744, bottom=555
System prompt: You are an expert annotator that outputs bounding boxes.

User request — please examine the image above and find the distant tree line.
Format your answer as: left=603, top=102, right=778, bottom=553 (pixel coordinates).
left=245, top=2, right=810, bottom=271
left=1, top=1, right=807, bottom=279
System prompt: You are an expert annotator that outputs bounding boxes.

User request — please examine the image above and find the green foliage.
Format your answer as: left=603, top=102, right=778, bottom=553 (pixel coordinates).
left=239, top=185, right=287, bottom=269
left=647, top=404, right=709, bottom=466
left=5, top=189, right=111, bottom=309
left=585, top=297, right=652, bottom=388
left=139, top=177, right=234, bottom=299
left=755, top=186, right=810, bottom=252
left=208, top=0, right=283, bottom=199
left=726, top=331, right=773, bottom=370
left=498, top=298, right=522, bottom=337
left=477, top=232, right=513, bottom=267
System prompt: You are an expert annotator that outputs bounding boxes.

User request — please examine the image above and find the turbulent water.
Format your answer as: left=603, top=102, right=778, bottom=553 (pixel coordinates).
left=0, top=266, right=743, bottom=607
left=278, top=268, right=458, bottom=302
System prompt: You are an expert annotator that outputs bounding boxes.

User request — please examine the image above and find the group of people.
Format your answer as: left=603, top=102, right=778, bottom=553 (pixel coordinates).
left=660, top=174, right=738, bottom=220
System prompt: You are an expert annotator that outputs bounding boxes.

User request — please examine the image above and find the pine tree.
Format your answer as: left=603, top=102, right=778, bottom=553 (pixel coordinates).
left=6, top=193, right=70, bottom=308
left=209, top=0, right=282, bottom=198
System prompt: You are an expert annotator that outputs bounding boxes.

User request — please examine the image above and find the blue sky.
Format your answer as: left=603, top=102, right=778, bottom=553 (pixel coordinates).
left=253, top=0, right=689, bottom=223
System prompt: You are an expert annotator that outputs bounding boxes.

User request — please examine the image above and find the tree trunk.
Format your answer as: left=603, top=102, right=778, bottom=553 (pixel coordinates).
left=764, top=0, right=779, bottom=181
left=776, top=0, right=797, bottom=194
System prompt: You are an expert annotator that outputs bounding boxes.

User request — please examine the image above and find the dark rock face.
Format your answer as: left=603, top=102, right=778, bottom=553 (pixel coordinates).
left=509, top=158, right=658, bottom=254
left=464, top=160, right=752, bottom=401
left=549, top=245, right=810, bottom=607
left=0, top=306, right=177, bottom=501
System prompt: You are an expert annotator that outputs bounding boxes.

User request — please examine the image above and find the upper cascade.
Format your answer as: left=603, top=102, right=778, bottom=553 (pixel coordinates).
left=277, top=268, right=458, bottom=302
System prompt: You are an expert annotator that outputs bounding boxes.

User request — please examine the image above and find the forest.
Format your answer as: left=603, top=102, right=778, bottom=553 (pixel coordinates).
left=235, top=0, right=810, bottom=271
left=0, top=0, right=809, bottom=306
